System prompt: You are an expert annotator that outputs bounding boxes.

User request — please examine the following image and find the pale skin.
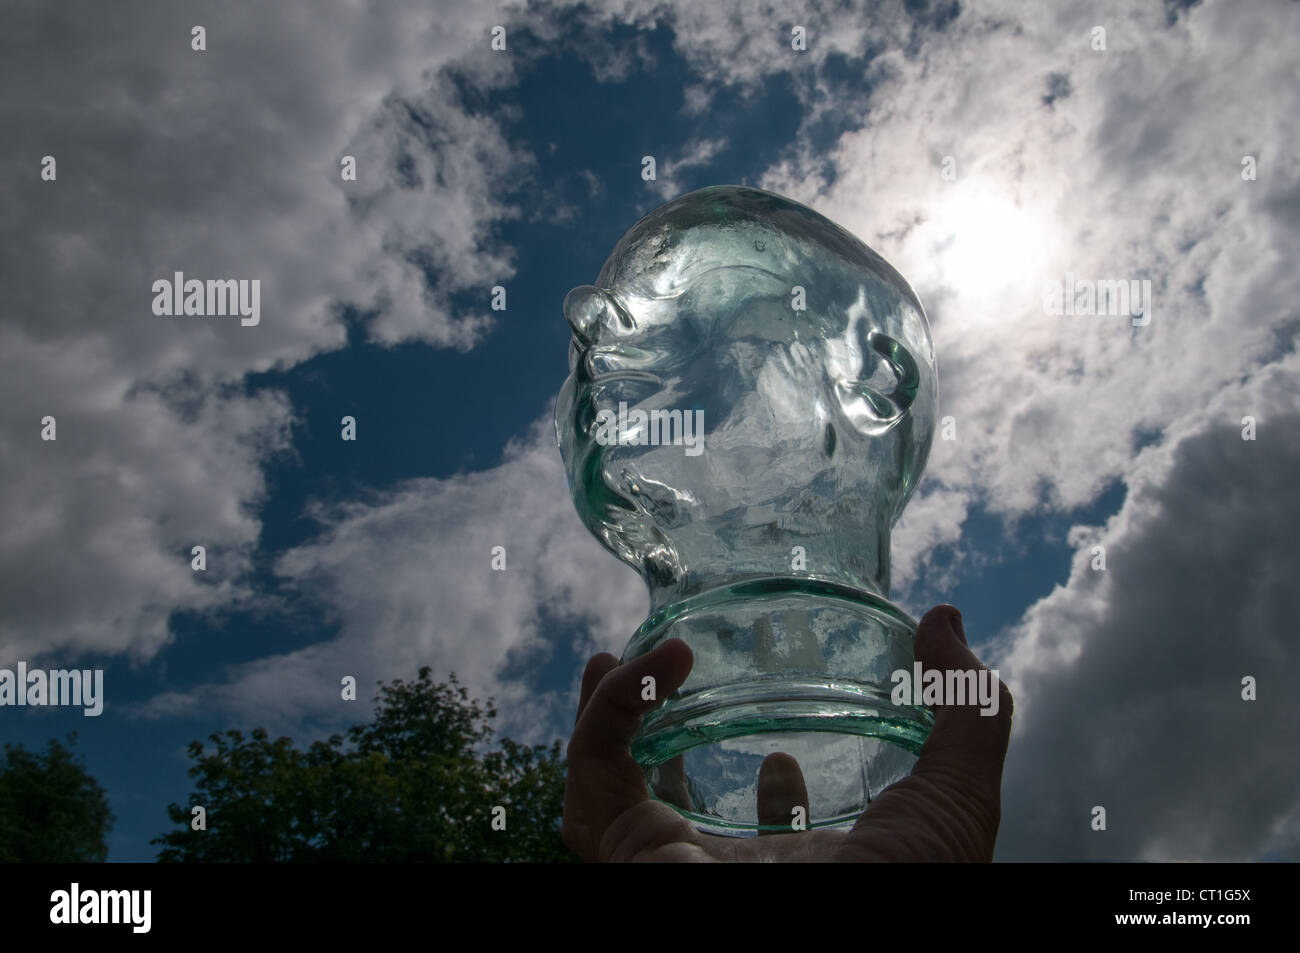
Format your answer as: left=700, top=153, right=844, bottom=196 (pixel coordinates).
left=563, top=604, right=1013, bottom=862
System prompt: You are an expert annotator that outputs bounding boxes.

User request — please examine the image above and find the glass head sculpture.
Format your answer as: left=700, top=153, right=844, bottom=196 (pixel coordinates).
left=555, top=185, right=937, bottom=834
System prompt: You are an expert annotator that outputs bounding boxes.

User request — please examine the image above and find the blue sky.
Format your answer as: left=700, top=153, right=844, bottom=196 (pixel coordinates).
left=2, top=0, right=1297, bottom=862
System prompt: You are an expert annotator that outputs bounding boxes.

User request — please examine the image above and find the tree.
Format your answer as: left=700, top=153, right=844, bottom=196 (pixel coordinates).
left=0, top=734, right=114, bottom=862
left=153, top=668, right=574, bottom=862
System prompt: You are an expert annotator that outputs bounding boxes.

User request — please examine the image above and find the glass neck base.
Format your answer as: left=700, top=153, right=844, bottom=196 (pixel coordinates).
left=622, top=573, right=933, bottom=835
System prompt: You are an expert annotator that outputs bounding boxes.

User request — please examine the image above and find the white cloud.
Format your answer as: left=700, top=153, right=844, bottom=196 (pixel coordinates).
left=648, top=136, right=729, bottom=200
left=135, top=416, right=648, bottom=746
left=990, top=353, right=1300, bottom=860
left=0, top=329, right=293, bottom=661
left=0, top=0, right=538, bottom=663
left=891, top=485, right=971, bottom=593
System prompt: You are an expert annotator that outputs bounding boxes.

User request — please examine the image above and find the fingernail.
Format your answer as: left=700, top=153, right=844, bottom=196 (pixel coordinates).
left=949, top=608, right=966, bottom=646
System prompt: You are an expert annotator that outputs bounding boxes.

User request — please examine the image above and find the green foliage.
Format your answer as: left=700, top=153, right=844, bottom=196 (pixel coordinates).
left=153, top=668, right=574, bottom=862
left=0, top=734, right=114, bottom=862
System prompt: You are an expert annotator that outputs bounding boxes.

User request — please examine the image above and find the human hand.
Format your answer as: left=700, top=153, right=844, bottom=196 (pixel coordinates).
left=562, top=604, right=1012, bottom=861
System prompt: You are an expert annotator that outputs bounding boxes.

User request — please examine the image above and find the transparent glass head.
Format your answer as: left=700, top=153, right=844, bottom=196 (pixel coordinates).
left=555, top=185, right=938, bottom=833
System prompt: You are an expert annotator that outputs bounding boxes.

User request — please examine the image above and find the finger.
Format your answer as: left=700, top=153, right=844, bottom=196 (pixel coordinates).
left=568, top=638, right=694, bottom=761
left=910, top=604, right=1013, bottom=797
left=850, top=605, right=1013, bottom=859
left=563, top=639, right=695, bottom=862
left=757, top=752, right=809, bottom=835
left=650, top=754, right=692, bottom=811
left=576, top=653, right=619, bottom=726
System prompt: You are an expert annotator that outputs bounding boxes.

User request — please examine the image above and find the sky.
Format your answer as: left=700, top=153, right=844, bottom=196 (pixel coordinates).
left=1, top=0, right=1297, bottom=862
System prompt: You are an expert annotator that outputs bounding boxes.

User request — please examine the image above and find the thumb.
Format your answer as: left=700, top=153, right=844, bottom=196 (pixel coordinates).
left=849, top=605, right=1013, bottom=861
left=909, top=604, right=1013, bottom=835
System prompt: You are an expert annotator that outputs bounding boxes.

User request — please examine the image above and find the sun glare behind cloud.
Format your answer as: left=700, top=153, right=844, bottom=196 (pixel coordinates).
left=926, top=184, right=1053, bottom=312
